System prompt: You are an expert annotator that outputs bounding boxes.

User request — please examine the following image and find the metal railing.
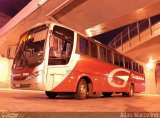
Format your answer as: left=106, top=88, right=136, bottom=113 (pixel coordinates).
left=109, top=14, right=160, bottom=50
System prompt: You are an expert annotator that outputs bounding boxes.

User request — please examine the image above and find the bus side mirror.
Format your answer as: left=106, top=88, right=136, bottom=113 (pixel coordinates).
left=7, top=45, right=16, bottom=59
left=7, top=47, right=12, bottom=59
left=7, top=47, right=10, bottom=58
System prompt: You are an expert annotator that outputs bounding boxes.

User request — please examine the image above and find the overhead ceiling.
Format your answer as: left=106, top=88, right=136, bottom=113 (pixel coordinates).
left=125, top=35, right=160, bottom=63
left=49, top=0, right=160, bottom=36
left=0, top=0, right=160, bottom=59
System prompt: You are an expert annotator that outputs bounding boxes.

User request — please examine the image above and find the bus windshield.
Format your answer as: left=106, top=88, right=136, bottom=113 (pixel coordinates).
left=13, top=24, right=48, bottom=69
left=48, top=25, right=74, bottom=65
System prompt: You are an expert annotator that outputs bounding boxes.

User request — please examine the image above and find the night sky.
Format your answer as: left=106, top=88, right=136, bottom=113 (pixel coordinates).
left=0, top=0, right=31, bottom=17
left=93, top=25, right=128, bottom=44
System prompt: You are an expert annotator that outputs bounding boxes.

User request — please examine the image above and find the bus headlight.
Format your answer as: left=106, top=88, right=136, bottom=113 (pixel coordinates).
left=26, top=71, right=43, bottom=80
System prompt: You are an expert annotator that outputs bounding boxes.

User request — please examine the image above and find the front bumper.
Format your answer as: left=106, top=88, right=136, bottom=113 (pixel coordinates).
left=11, top=77, right=45, bottom=91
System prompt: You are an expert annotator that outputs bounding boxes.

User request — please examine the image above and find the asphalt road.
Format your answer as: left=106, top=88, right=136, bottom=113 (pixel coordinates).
left=0, top=89, right=160, bottom=112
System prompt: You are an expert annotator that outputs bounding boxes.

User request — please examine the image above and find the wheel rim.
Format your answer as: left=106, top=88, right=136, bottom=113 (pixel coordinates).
left=80, top=83, right=87, bottom=97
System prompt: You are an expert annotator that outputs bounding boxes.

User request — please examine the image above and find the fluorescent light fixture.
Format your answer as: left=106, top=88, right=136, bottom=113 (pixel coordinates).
left=38, top=0, right=48, bottom=6
left=146, top=57, right=155, bottom=70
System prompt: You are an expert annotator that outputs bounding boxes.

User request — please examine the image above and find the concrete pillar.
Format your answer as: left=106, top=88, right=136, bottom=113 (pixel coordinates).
left=8, top=59, right=13, bottom=87
left=157, top=78, right=160, bottom=94
left=144, top=65, right=157, bottom=94
left=0, top=55, right=13, bottom=88
left=155, top=63, right=160, bottom=94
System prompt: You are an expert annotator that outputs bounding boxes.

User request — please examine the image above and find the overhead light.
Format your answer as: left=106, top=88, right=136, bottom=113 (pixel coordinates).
left=38, top=0, right=47, bottom=6
left=146, top=57, right=155, bottom=71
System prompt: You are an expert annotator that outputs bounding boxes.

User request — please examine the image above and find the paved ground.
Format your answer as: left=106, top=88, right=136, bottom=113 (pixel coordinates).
left=0, top=89, right=160, bottom=112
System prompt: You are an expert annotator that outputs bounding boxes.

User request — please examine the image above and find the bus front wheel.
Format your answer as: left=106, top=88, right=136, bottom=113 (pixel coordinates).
left=45, top=91, right=58, bottom=99
left=75, top=79, right=87, bottom=100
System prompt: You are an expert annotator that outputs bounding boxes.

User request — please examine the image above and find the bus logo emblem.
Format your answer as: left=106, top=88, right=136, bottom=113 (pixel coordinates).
left=108, top=68, right=130, bottom=88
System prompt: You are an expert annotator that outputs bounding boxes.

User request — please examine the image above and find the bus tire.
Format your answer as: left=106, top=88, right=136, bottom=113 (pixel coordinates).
left=45, top=91, right=58, bottom=99
left=102, top=92, right=113, bottom=97
left=122, top=85, right=134, bottom=97
left=75, top=79, right=87, bottom=100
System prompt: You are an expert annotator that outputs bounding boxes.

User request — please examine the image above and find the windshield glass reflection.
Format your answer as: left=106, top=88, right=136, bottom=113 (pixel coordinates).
left=13, top=25, right=48, bottom=69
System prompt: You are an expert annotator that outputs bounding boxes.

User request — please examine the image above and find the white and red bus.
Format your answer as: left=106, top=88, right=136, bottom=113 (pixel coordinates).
left=11, top=22, right=145, bottom=99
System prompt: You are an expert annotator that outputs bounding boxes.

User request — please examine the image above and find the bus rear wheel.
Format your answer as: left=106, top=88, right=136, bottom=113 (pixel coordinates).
left=102, top=92, right=113, bottom=97
left=45, top=91, right=58, bottom=99
left=75, top=79, right=87, bottom=100
left=122, top=85, right=134, bottom=97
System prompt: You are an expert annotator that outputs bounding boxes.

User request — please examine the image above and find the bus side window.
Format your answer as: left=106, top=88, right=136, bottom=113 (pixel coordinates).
left=141, top=65, right=144, bottom=74
left=132, top=62, right=135, bottom=71
left=133, top=62, right=136, bottom=72
left=136, top=63, right=139, bottom=72
left=133, top=62, right=138, bottom=72
left=136, top=63, right=138, bottom=72
left=90, top=42, right=98, bottom=58
left=124, top=58, right=129, bottom=69
left=114, top=53, right=119, bottom=66
left=107, top=49, right=113, bottom=64
left=119, top=55, right=124, bottom=67
left=128, top=59, right=132, bottom=70
left=79, top=37, right=89, bottom=55
left=139, top=65, right=141, bottom=73
left=138, top=65, right=142, bottom=73
left=99, top=46, right=107, bottom=62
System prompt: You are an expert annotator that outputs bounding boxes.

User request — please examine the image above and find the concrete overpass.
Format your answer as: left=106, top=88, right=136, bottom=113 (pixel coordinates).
left=0, top=0, right=160, bottom=93
left=0, top=0, right=160, bottom=55
left=109, top=15, right=160, bottom=63
left=109, top=15, right=160, bottom=94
